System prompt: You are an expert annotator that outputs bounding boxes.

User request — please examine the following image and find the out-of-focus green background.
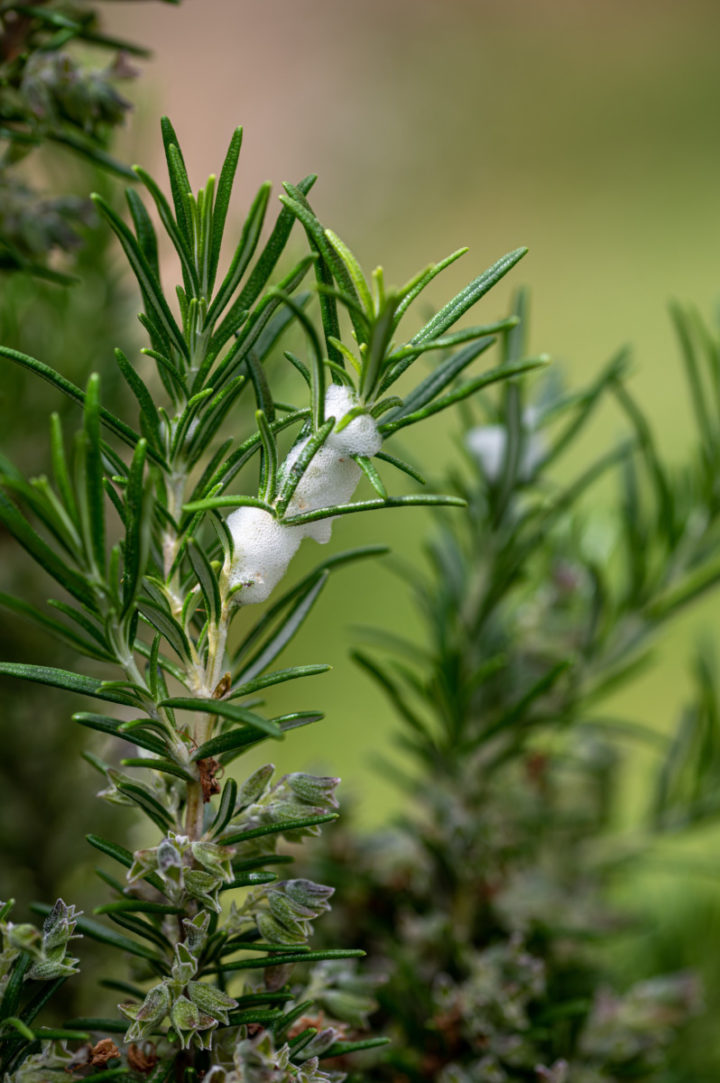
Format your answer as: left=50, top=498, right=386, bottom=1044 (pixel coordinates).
left=100, top=0, right=720, bottom=824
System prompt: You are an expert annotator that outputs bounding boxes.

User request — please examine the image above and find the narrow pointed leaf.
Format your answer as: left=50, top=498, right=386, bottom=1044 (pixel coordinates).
left=352, top=455, right=387, bottom=498
left=122, top=439, right=151, bottom=613
left=393, top=247, right=468, bottom=325
left=85, top=835, right=164, bottom=892
left=83, top=374, right=106, bottom=574
left=280, top=494, right=466, bottom=529
left=216, top=948, right=363, bottom=973
left=319, top=1038, right=390, bottom=1059
left=0, top=663, right=136, bottom=704
left=233, top=546, right=388, bottom=676
left=228, top=664, right=330, bottom=700
left=0, top=594, right=112, bottom=661
left=209, top=126, right=243, bottom=289
left=161, top=697, right=283, bottom=742
left=114, top=781, right=174, bottom=831
left=120, top=757, right=194, bottom=782
left=274, top=419, right=334, bottom=517
left=137, top=598, right=192, bottom=662
left=160, top=115, right=193, bottom=240
left=379, top=358, right=549, bottom=435
left=324, top=228, right=372, bottom=314
left=114, top=350, right=162, bottom=445
left=375, top=451, right=426, bottom=485
left=209, top=777, right=238, bottom=838
left=411, top=247, right=528, bottom=345
left=383, top=336, right=494, bottom=419
left=222, top=813, right=338, bottom=847
left=233, top=574, right=328, bottom=682
left=234, top=175, right=317, bottom=315
left=92, top=193, right=188, bottom=361
left=126, top=188, right=160, bottom=278
left=49, top=412, right=77, bottom=522
left=187, top=538, right=221, bottom=625
left=207, top=182, right=271, bottom=326
left=219, top=712, right=323, bottom=763
left=134, top=164, right=199, bottom=294
left=73, top=712, right=167, bottom=756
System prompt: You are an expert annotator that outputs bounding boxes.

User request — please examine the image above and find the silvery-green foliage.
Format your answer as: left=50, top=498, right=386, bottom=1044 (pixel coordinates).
left=0, top=119, right=532, bottom=1081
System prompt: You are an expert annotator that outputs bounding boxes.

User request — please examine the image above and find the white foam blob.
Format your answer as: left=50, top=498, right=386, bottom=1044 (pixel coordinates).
left=466, top=409, right=544, bottom=482
left=285, top=445, right=361, bottom=543
left=324, top=384, right=383, bottom=458
left=466, top=425, right=507, bottom=481
left=225, top=506, right=303, bottom=604
left=227, top=385, right=382, bottom=603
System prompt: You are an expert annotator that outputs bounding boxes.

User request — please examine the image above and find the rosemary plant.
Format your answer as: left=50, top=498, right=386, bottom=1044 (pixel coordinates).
left=0, top=0, right=177, bottom=280
left=0, top=121, right=539, bottom=1081
left=306, top=294, right=720, bottom=1081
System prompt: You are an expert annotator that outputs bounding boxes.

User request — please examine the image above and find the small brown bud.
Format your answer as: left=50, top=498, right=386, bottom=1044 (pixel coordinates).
left=127, top=1042, right=158, bottom=1074
left=197, top=757, right=222, bottom=802
left=89, top=1038, right=120, bottom=1067
left=213, top=672, right=232, bottom=699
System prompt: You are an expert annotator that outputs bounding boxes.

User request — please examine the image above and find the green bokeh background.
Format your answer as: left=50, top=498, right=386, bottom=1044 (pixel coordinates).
left=100, top=0, right=720, bottom=823
left=3, top=0, right=720, bottom=1048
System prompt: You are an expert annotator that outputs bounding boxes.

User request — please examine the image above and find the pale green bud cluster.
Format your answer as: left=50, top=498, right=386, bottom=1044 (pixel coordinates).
left=129, top=832, right=234, bottom=913
left=120, top=912, right=237, bottom=1049
left=0, top=899, right=81, bottom=993
left=205, top=1030, right=341, bottom=1083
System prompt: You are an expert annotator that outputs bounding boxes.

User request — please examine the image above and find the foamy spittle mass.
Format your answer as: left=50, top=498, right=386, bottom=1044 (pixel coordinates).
left=226, top=386, right=382, bottom=603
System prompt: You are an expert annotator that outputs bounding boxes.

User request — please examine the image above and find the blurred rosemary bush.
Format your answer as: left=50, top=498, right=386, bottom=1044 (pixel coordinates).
left=305, top=295, right=720, bottom=1082
left=0, top=116, right=540, bottom=1081
left=0, top=0, right=177, bottom=280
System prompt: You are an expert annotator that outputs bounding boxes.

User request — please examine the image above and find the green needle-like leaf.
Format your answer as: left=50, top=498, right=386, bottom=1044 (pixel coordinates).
left=122, top=440, right=152, bottom=615
left=0, top=663, right=137, bottom=705
left=82, top=374, right=106, bottom=576
left=207, top=182, right=271, bottom=327
left=379, top=357, right=549, bottom=435
left=187, top=538, right=222, bottom=625
left=208, top=126, right=243, bottom=290
left=92, top=193, right=189, bottom=362
left=134, top=164, right=200, bottom=296
left=228, top=664, right=330, bottom=700
left=85, top=835, right=164, bottom=893
left=222, top=812, right=338, bottom=847
left=126, top=187, right=160, bottom=279
left=0, top=594, right=112, bottom=661
left=209, top=777, right=239, bottom=837
left=324, top=228, right=373, bottom=315
left=411, top=247, right=528, bottom=346
left=161, top=697, right=284, bottom=742
left=0, top=345, right=145, bottom=456
left=74, top=715, right=164, bottom=757
left=280, top=494, right=466, bottom=528
left=255, top=408, right=278, bottom=501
